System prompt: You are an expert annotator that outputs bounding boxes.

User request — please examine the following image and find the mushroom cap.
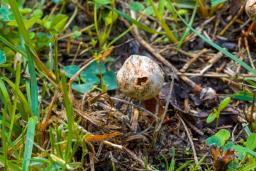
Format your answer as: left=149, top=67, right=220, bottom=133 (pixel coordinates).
left=117, top=55, right=164, bottom=101
left=246, top=0, right=256, bottom=21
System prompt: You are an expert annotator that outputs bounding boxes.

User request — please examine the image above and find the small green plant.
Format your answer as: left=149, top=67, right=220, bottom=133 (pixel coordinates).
left=64, top=60, right=117, bottom=93
left=207, top=129, right=256, bottom=170
left=91, top=0, right=118, bottom=48
left=197, top=0, right=227, bottom=17
left=206, top=97, right=231, bottom=124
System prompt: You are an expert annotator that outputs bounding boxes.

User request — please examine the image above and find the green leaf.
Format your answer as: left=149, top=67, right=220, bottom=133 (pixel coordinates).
left=239, top=160, right=256, bottom=171
left=211, top=0, right=227, bottom=7
left=206, top=135, right=222, bottom=147
left=52, top=0, right=62, bottom=4
left=8, top=17, right=38, bottom=30
left=83, top=61, right=106, bottom=75
left=0, top=6, right=14, bottom=21
left=129, top=2, right=145, bottom=12
left=0, top=50, right=6, bottom=64
left=158, top=0, right=166, bottom=15
left=95, top=0, right=110, bottom=5
left=216, top=129, right=230, bottom=142
left=80, top=72, right=100, bottom=84
left=206, top=112, right=217, bottom=124
left=244, top=133, right=256, bottom=150
left=232, top=91, right=254, bottom=102
left=144, top=6, right=154, bottom=16
left=50, top=14, right=68, bottom=33
left=32, top=9, right=43, bottom=19
left=36, top=32, right=53, bottom=48
left=232, top=145, right=256, bottom=157
left=63, top=65, right=80, bottom=80
left=223, top=141, right=235, bottom=152
left=105, top=11, right=118, bottom=25
left=173, top=0, right=196, bottom=9
left=218, top=97, right=231, bottom=111
left=103, top=71, right=118, bottom=90
left=72, top=82, right=96, bottom=93
left=206, top=129, right=230, bottom=147
left=95, top=0, right=110, bottom=8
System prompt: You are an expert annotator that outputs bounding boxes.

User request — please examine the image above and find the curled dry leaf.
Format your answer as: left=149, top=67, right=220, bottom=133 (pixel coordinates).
left=84, top=132, right=122, bottom=142
left=117, top=55, right=164, bottom=101
left=246, top=0, right=256, bottom=21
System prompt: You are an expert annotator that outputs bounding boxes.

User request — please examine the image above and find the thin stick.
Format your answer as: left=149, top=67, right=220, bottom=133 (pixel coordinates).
left=177, top=114, right=199, bottom=165
left=180, top=49, right=208, bottom=72
left=176, top=72, right=256, bottom=78
left=244, top=38, right=255, bottom=69
left=200, top=52, right=223, bottom=75
left=218, top=5, right=244, bottom=36
left=124, top=147, right=155, bottom=171
left=154, top=76, right=174, bottom=134
left=39, top=90, right=59, bottom=131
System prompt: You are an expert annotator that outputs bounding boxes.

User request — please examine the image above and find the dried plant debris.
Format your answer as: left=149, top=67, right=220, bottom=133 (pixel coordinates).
left=2, top=0, right=256, bottom=170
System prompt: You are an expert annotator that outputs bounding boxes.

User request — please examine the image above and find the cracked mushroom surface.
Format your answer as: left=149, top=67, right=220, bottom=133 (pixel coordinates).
left=246, top=0, right=256, bottom=21
left=117, top=55, right=164, bottom=101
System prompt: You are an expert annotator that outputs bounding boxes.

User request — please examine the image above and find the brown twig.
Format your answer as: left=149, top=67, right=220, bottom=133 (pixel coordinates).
left=200, top=52, right=223, bottom=75
left=154, top=76, right=174, bottom=137
left=218, top=4, right=245, bottom=36
left=124, top=147, right=155, bottom=171
left=39, top=90, right=59, bottom=131
left=180, top=49, right=208, bottom=72
left=177, top=114, right=199, bottom=165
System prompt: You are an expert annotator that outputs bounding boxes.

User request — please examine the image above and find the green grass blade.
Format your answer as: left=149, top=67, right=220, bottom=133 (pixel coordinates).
left=22, top=117, right=38, bottom=171
left=0, top=79, right=12, bottom=168
left=7, top=61, right=21, bottom=144
left=176, top=3, right=197, bottom=47
left=0, top=35, right=56, bottom=83
left=0, top=79, right=12, bottom=114
left=8, top=0, right=38, bottom=117
left=239, top=160, right=256, bottom=171
left=0, top=155, right=21, bottom=171
left=149, top=0, right=177, bottom=43
left=166, top=0, right=256, bottom=75
left=8, top=1, right=30, bottom=44
left=110, top=7, right=162, bottom=34
left=0, top=35, right=26, bottom=56
left=25, top=45, right=39, bottom=116
left=8, top=0, right=39, bottom=170
left=3, top=77, right=31, bottom=120
left=61, top=73, right=75, bottom=162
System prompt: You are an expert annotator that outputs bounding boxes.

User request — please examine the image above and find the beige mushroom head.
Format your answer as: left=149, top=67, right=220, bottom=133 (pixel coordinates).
left=246, top=0, right=256, bottom=21
left=117, top=55, right=164, bottom=101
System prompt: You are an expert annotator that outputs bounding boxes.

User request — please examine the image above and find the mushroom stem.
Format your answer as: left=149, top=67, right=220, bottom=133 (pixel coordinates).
left=143, top=96, right=164, bottom=116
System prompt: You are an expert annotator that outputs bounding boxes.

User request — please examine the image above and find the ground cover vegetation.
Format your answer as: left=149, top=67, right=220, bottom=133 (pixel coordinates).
left=1, top=0, right=256, bottom=170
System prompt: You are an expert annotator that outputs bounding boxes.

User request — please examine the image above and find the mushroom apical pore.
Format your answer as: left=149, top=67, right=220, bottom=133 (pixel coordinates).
left=117, top=55, right=164, bottom=101
left=246, top=0, right=256, bottom=21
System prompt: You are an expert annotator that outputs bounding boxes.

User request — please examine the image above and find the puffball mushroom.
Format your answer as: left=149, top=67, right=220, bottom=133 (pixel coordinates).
left=246, top=0, right=256, bottom=21
left=117, top=55, right=164, bottom=101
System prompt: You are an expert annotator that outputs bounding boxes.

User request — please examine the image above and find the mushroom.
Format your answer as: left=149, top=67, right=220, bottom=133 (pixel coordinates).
left=246, top=0, right=256, bottom=21
left=117, top=55, right=164, bottom=101
left=245, top=0, right=256, bottom=34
